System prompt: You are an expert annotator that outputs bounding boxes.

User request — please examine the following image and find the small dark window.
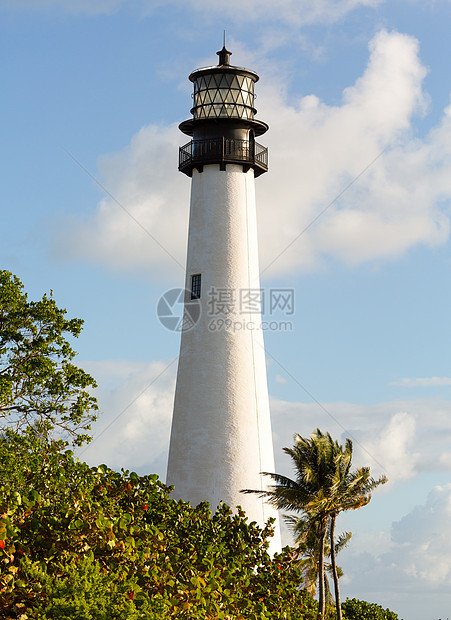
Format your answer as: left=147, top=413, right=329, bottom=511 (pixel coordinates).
left=191, top=274, right=201, bottom=299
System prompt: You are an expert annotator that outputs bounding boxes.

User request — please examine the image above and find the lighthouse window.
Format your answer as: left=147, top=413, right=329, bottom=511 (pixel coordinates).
left=191, top=274, right=201, bottom=299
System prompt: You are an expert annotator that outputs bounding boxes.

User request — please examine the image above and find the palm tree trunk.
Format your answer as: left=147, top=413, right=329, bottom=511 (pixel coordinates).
left=317, top=519, right=327, bottom=620
left=329, top=513, right=342, bottom=620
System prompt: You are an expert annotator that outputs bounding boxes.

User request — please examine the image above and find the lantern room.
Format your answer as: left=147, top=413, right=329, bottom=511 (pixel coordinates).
left=191, top=69, right=256, bottom=121
left=178, top=46, right=269, bottom=177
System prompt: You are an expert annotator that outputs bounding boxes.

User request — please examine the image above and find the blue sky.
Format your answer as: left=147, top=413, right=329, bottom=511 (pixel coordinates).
left=2, top=1, right=451, bottom=618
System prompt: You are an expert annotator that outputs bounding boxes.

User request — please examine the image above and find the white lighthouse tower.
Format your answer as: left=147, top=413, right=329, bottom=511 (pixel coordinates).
left=166, top=45, right=281, bottom=551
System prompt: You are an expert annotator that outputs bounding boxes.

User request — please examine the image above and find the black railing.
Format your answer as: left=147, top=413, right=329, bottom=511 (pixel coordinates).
left=179, top=137, right=268, bottom=177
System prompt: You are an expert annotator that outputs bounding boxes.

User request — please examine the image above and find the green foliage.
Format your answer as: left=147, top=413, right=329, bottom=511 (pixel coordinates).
left=23, top=554, right=158, bottom=620
left=0, top=270, right=98, bottom=446
left=341, top=598, right=400, bottom=620
left=0, top=433, right=318, bottom=619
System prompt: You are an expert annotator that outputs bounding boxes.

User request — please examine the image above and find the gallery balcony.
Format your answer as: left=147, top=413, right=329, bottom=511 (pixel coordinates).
left=179, top=137, right=268, bottom=177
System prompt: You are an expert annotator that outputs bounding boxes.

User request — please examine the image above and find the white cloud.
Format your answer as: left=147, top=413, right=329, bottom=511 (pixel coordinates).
left=354, top=411, right=419, bottom=481
left=257, top=29, right=450, bottom=275
left=54, top=124, right=189, bottom=281
left=77, top=358, right=177, bottom=477
left=54, top=30, right=451, bottom=278
left=270, top=396, right=451, bottom=481
left=73, top=360, right=451, bottom=485
left=439, top=451, right=451, bottom=468
left=75, top=353, right=451, bottom=484
left=391, top=376, right=451, bottom=387
left=275, top=374, right=287, bottom=384
left=339, top=484, right=451, bottom=619
left=0, top=0, right=384, bottom=24
left=172, top=0, right=384, bottom=26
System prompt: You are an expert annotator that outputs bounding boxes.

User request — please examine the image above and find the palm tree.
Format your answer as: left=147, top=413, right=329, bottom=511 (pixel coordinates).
left=325, top=437, right=387, bottom=620
left=242, top=430, right=336, bottom=618
left=242, top=429, right=387, bottom=620
left=286, top=514, right=351, bottom=605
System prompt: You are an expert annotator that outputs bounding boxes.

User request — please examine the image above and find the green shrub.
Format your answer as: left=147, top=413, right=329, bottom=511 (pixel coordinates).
left=342, top=597, right=400, bottom=620
left=23, top=554, right=160, bottom=620
left=1, top=432, right=317, bottom=619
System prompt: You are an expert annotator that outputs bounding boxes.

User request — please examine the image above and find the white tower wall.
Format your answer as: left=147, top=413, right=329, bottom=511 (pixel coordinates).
left=167, top=163, right=281, bottom=551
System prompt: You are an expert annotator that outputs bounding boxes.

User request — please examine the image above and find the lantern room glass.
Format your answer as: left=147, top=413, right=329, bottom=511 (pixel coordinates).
left=192, top=73, right=256, bottom=120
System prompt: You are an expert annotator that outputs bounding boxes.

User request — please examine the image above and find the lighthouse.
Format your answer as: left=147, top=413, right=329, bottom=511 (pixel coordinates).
left=166, top=45, right=281, bottom=551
